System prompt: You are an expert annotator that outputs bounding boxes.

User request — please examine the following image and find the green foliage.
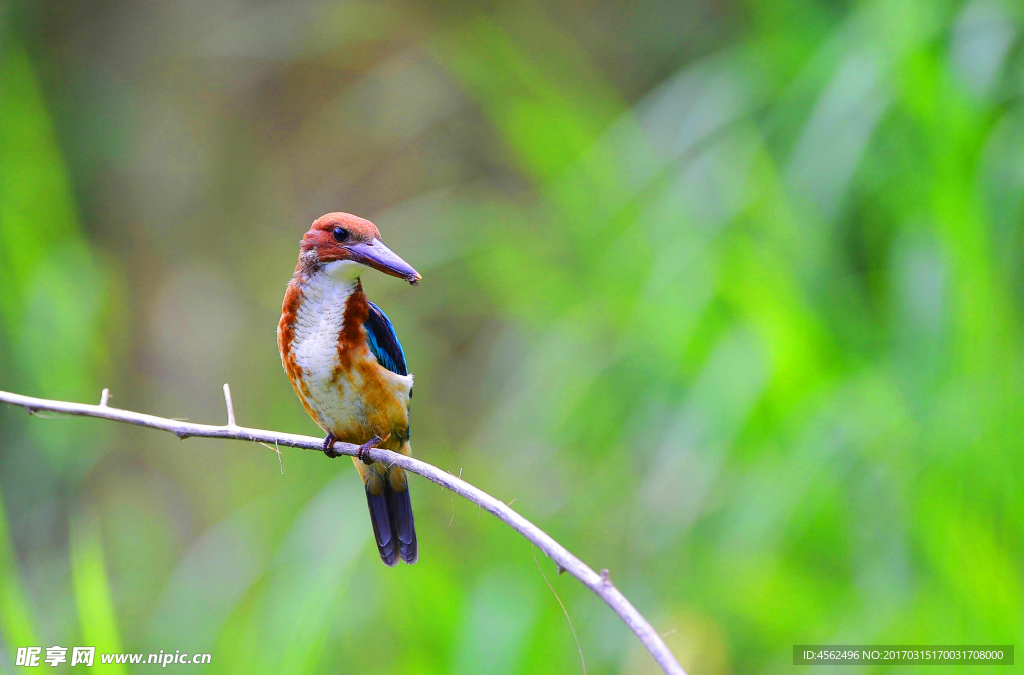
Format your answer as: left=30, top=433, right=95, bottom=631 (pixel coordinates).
left=71, top=514, right=126, bottom=674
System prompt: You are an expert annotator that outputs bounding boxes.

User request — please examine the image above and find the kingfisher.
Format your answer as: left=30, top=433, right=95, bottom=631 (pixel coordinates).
left=278, top=212, right=421, bottom=566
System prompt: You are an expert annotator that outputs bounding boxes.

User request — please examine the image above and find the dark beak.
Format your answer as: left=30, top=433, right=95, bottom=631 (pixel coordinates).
left=345, top=239, right=421, bottom=285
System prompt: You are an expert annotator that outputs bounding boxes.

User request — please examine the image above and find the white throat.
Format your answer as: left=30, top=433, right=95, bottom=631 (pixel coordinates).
left=322, top=259, right=363, bottom=284
left=299, top=264, right=360, bottom=330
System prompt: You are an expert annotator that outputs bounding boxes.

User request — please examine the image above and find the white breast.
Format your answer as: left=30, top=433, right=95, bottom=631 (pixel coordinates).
left=290, top=270, right=362, bottom=430
left=288, top=261, right=414, bottom=438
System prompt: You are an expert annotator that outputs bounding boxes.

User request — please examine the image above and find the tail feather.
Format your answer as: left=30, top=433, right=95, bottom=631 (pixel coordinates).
left=388, top=485, right=418, bottom=564
left=365, top=488, right=399, bottom=567
left=363, top=473, right=417, bottom=566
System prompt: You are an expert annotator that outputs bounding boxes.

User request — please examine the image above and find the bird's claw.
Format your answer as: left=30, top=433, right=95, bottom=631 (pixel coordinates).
left=322, top=433, right=342, bottom=459
left=357, top=435, right=386, bottom=465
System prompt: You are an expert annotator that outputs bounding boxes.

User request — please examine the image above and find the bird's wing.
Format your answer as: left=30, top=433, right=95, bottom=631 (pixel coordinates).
left=364, top=301, right=408, bottom=376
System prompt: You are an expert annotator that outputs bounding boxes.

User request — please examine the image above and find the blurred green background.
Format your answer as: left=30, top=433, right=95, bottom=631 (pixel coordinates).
left=2, top=0, right=1023, bottom=672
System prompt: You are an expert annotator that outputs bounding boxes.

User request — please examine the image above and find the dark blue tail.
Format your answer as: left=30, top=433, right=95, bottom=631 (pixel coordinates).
left=365, top=478, right=417, bottom=566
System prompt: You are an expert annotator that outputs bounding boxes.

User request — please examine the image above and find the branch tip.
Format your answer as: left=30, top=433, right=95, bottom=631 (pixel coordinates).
left=222, top=384, right=237, bottom=427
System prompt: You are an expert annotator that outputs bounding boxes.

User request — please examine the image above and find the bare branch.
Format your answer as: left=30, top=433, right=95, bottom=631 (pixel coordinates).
left=0, top=388, right=687, bottom=675
left=99, top=388, right=110, bottom=407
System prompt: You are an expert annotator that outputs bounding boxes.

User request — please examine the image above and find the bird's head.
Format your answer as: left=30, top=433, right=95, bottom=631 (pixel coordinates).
left=300, top=212, right=421, bottom=285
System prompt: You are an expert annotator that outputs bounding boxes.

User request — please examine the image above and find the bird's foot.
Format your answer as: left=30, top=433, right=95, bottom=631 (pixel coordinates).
left=322, top=433, right=342, bottom=459
left=356, top=433, right=390, bottom=465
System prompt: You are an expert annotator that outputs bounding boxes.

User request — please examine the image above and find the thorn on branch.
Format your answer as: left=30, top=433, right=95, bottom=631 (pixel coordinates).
left=99, top=388, right=110, bottom=407
left=600, top=569, right=612, bottom=585
left=222, top=383, right=237, bottom=427
left=556, top=563, right=566, bottom=575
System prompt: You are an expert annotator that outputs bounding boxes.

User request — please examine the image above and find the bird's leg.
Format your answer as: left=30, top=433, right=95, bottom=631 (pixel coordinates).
left=356, top=433, right=390, bottom=465
left=322, top=433, right=342, bottom=459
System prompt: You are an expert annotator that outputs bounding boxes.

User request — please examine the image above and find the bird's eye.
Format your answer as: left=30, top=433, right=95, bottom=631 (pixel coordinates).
left=332, top=227, right=349, bottom=243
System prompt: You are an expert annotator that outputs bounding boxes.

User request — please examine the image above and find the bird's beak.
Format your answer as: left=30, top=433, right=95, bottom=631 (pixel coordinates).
left=344, top=239, right=421, bottom=285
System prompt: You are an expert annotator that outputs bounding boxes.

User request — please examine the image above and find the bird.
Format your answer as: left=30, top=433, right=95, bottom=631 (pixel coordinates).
left=278, top=212, right=421, bottom=566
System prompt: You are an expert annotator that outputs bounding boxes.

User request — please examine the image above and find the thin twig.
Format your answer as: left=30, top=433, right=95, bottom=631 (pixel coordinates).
left=222, top=384, right=237, bottom=427
left=447, top=467, right=462, bottom=527
left=258, top=441, right=285, bottom=475
left=0, top=387, right=687, bottom=675
left=533, top=545, right=586, bottom=675
left=99, top=388, right=110, bottom=407
left=448, top=489, right=455, bottom=528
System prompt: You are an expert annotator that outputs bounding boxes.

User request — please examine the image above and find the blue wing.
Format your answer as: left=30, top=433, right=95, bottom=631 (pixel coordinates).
left=364, top=301, right=408, bottom=376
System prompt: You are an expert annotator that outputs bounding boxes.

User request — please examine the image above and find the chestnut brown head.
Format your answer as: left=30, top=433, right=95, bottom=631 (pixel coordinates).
left=300, top=212, right=420, bottom=285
